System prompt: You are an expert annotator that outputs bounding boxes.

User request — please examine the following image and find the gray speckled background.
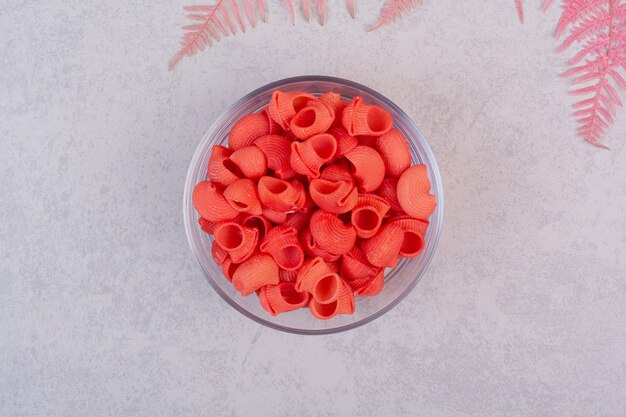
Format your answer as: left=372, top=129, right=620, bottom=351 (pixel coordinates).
left=1, top=1, right=625, bottom=416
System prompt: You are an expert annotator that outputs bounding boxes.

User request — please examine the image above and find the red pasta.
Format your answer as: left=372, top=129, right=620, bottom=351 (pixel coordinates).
left=318, top=92, right=345, bottom=115
left=211, top=240, right=229, bottom=266
left=223, top=178, right=262, bottom=215
left=258, top=282, right=310, bottom=316
left=260, top=226, right=305, bottom=271
left=397, top=164, right=437, bottom=220
left=290, top=101, right=334, bottom=139
left=309, top=280, right=355, bottom=320
left=198, top=217, right=218, bottom=235
left=309, top=179, right=358, bottom=214
left=361, top=223, right=404, bottom=268
left=268, top=91, right=316, bottom=129
left=375, top=129, right=412, bottom=178
left=207, top=145, right=240, bottom=187
left=388, top=216, right=429, bottom=258
left=342, top=97, right=393, bottom=137
left=328, top=127, right=358, bottom=157
left=278, top=268, right=298, bottom=282
left=192, top=181, right=239, bottom=222
left=260, top=108, right=283, bottom=135
left=300, top=226, right=341, bottom=263
left=191, top=89, right=437, bottom=320
left=295, top=257, right=343, bottom=304
left=228, top=112, right=271, bottom=150
left=221, top=258, right=239, bottom=282
left=290, top=133, right=337, bottom=178
left=232, top=253, right=279, bottom=296
left=357, top=135, right=378, bottom=148
left=375, top=178, right=404, bottom=213
left=341, top=246, right=378, bottom=282
left=239, top=213, right=272, bottom=241
left=229, top=146, right=267, bottom=181
left=309, top=210, right=356, bottom=255
left=214, top=221, right=259, bottom=263
left=344, top=146, right=385, bottom=192
left=262, top=207, right=288, bottom=224
left=319, top=160, right=354, bottom=183
left=354, top=269, right=384, bottom=297
left=257, top=176, right=305, bottom=212
left=254, top=134, right=296, bottom=179
left=351, top=194, right=391, bottom=238
left=283, top=208, right=313, bottom=233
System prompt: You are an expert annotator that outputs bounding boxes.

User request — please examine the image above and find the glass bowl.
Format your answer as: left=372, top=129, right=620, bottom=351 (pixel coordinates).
left=183, top=76, right=444, bottom=335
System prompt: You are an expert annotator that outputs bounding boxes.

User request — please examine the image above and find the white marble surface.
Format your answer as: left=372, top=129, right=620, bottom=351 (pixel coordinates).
left=1, top=1, right=625, bottom=416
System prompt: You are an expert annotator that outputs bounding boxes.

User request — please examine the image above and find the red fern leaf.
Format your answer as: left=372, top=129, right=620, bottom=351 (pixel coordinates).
left=516, top=0, right=524, bottom=23
left=543, top=0, right=555, bottom=12
left=347, top=0, right=356, bottom=18
left=368, top=0, right=423, bottom=32
left=558, top=0, right=626, bottom=148
left=170, top=0, right=262, bottom=69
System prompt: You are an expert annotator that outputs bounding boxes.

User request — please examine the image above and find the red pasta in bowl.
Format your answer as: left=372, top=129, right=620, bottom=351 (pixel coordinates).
left=186, top=81, right=441, bottom=329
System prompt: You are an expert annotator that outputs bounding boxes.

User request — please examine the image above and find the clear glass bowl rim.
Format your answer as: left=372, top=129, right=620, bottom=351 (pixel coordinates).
left=183, top=75, right=444, bottom=335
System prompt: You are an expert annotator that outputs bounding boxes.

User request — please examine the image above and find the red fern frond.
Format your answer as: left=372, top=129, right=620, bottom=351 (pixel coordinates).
left=169, top=0, right=261, bottom=69
left=368, top=0, right=423, bottom=32
left=558, top=0, right=626, bottom=148
left=516, top=0, right=524, bottom=23
left=347, top=0, right=356, bottom=18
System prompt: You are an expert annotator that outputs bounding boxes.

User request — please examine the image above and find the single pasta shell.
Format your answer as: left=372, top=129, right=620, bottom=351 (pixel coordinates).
left=259, top=225, right=305, bottom=271
left=290, top=101, right=334, bottom=140
left=388, top=215, right=429, bottom=258
left=207, top=145, right=240, bottom=188
left=300, top=226, right=341, bottom=263
left=257, top=176, right=303, bottom=213
left=254, top=134, right=296, bottom=179
left=342, top=97, right=393, bottom=137
left=229, top=146, right=267, bottom=181
left=214, top=221, right=259, bottom=263
left=223, top=178, right=262, bottom=215
left=360, top=223, right=404, bottom=268
left=397, top=164, right=437, bottom=220
left=350, top=193, right=391, bottom=238
left=375, top=129, right=412, bottom=178
left=228, top=113, right=270, bottom=150
left=258, top=282, right=310, bottom=316
left=295, top=257, right=340, bottom=304
left=232, top=253, right=279, bottom=296
left=309, top=280, right=354, bottom=320
left=290, top=134, right=337, bottom=178
left=344, top=146, right=385, bottom=192
left=309, top=210, right=357, bottom=255
left=268, top=91, right=316, bottom=129
left=309, top=179, right=358, bottom=214
left=192, top=181, right=239, bottom=222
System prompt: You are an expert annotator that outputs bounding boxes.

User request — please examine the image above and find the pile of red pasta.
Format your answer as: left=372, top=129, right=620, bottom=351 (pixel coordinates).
left=192, top=90, right=437, bottom=320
